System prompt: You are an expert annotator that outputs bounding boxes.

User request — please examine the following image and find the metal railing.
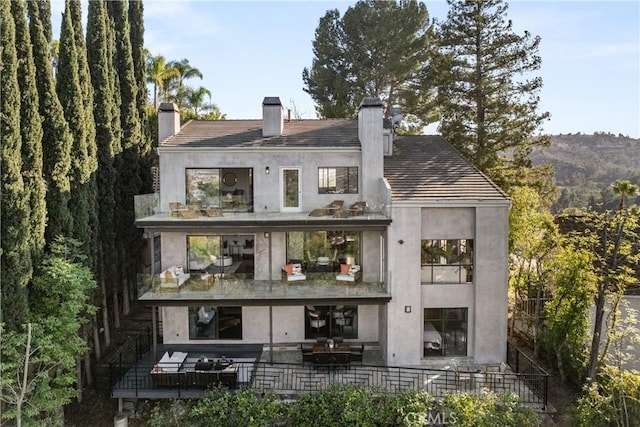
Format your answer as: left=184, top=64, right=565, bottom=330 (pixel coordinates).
left=111, top=359, right=549, bottom=409
left=507, top=341, right=549, bottom=410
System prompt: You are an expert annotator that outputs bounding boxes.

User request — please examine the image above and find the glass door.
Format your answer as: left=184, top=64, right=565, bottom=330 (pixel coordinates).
left=281, top=167, right=301, bottom=212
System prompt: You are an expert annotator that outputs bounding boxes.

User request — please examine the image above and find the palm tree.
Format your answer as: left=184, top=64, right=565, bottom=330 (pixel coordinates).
left=184, top=86, right=211, bottom=116
left=612, top=180, right=639, bottom=211
left=145, top=53, right=179, bottom=109
left=167, top=58, right=203, bottom=109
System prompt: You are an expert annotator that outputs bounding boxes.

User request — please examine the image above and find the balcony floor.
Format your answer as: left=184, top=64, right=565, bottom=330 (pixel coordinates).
left=139, top=277, right=391, bottom=306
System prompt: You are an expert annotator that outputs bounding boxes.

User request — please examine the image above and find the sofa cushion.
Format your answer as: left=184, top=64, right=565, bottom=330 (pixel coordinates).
left=283, top=264, right=293, bottom=275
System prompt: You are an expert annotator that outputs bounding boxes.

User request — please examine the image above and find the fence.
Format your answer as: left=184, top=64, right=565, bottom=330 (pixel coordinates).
left=507, top=341, right=549, bottom=410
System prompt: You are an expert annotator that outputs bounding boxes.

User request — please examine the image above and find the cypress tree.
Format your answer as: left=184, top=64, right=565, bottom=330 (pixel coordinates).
left=28, top=0, right=73, bottom=243
left=69, top=0, right=99, bottom=269
left=11, top=0, right=47, bottom=263
left=57, top=1, right=93, bottom=253
left=1, top=0, right=32, bottom=331
left=87, top=0, right=116, bottom=348
left=108, top=0, right=142, bottom=318
left=129, top=0, right=151, bottom=157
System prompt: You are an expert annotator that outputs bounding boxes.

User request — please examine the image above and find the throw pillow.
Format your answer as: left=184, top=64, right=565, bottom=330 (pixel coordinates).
left=283, top=264, right=293, bottom=275
left=340, top=264, right=351, bottom=274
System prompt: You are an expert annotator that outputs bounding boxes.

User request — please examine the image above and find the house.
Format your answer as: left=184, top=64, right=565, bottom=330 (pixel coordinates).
left=134, top=97, right=510, bottom=367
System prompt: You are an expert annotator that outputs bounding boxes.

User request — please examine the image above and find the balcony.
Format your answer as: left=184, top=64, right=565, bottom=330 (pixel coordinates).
left=137, top=274, right=390, bottom=306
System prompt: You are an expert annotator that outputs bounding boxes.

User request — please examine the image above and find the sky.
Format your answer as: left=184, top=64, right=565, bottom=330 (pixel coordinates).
left=51, top=1, right=640, bottom=138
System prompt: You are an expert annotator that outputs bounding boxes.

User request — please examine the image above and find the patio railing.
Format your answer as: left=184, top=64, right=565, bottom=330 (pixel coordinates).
left=507, top=341, right=549, bottom=410
left=110, top=360, right=549, bottom=409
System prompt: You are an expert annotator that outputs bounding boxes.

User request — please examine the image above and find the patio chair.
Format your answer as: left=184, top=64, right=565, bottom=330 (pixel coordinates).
left=454, top=362, right=473, bottom=388
left=179, top=208, right=199, bottom=218
left=313, top=352, right=332, bottom=370
left=485, top=362, right=508, bottom=386
left=282, top=263, right=306, bottom=282
left=347, top=201, right=366, bottom=216
left=169, top=201, right=186, bottom=216
left=331, top=352, right=351, bottom=370
left=350, top=344, right=364, bottom=366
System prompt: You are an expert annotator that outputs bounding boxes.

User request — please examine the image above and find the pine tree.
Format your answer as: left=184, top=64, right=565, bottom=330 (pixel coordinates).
left=11, top=0, right=47, bottom=263
left=436, top=0, right=551, bottom=193
left=87, top=0, right=116, bottom=350
left=303, top=0, right=436, bottom=128
left=1, top=0, right=32, bottom=331
left=28, top=0, right=73, bottom=242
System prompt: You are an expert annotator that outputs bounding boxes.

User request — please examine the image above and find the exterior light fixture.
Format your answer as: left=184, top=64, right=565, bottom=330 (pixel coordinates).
left=265, top=166, right=270, bottom=174
left=404, top=305, right=412, bottom=313
left=264, top=232, right=270, bottom=238
left=398, top=239, right=404, bottom=244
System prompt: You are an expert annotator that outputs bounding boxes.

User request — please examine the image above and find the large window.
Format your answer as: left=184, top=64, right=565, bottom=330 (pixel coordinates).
left=305, top=305, right=358, bottom=340
left=424, top=308, right=467, bottom=357
left=318, top=167, right=358, bottom=194
left=189, top=306, right=242, bottom=340
left=187, top=235, right=254, bottom=277
left=286, top=231, right=360, bottom=274
left=186, top=168, right=253, bottom=212
left=186, top=169, right=220, bottom=206
left=421, top=239, right=473, bottom=284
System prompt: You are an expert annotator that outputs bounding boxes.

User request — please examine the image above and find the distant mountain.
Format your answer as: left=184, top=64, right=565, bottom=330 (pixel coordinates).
left=530, top=133, right=640, bottom=212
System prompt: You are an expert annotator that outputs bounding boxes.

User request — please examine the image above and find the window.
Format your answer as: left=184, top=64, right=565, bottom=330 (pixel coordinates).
left=186, top=169, right=220, bottom=206
left=286, top=231, right=360, bottom=275
left=424, top=308, right=467, bottom=357
left=189, top=306, right=242, bottom=340
left=318, top=167, right=358, bottom=194
left=305, top=305, right=358, bottom=339
left=421, top=239, right=473, bottom=284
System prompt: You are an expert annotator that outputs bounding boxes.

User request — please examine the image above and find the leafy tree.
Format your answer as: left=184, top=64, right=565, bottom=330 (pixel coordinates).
left=435, top=0, right=551, bottom=193
left=303, top=0, right=436, bottom=127
left=11, top=0, right=47, bottom=264
left=1, top=0, right=32, bottom=331
left=508, top=186, right=558, bottom=358
left=28, top=0, right=74, bottom=242
left=1, top=238, right=97, bottom=426
left=543, top=245, right=596, bottom=384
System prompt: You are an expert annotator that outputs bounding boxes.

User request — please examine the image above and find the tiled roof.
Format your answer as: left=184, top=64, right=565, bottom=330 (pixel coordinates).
left=161, top=119, right=360, bottom=148
left=384, top=135, right=509, bottom=202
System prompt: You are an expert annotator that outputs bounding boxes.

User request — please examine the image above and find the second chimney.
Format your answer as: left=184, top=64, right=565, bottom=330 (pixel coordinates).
left=262, top=97, right=283, bottom=137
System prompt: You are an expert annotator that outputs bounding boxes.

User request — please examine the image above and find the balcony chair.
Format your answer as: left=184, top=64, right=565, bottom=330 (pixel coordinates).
left=300, top=343, right=314, bottom=363
left=336, top=264, right=361, bottom=282
left=169, top=201, right=186, bottom=216
left=282, top=263, right=306, bottom=282
left=308, top=200, right=344, bottom=217
left=350, top=344, right=364, bottom=366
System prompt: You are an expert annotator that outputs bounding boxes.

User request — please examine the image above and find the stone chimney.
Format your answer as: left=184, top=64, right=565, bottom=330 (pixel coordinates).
left=158, top=103, right=180, bottom=143
left=358, top=97, right=384, bottom=201
left=262, top=97, right=283, bottom=137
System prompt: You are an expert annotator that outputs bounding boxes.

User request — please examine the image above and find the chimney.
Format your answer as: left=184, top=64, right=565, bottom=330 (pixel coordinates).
left=262, top=97, right=283, bottom=137
left=158, top=103, right=180, bottom=143
left=358, top=97, right=384, bottom=201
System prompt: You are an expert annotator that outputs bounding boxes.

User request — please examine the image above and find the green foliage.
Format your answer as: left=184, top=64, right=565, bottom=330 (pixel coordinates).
left=1, top=238, right=96, bottom=425
left=441, top=391, right=540, bottom=426
left=572, top=367, right=640, bottom=427
left=11, top=0, right=47, bottom=264
left=435, top=0, right=551, bottom=193
left=1, top=0, right=32, bottom=331
left=28, top=0, right=74, bottom=242
left=541, top=245, right=596, bottom=384
left=303, top=0, right=437, bottom=124
left=145, top=385, right=539, bottom=426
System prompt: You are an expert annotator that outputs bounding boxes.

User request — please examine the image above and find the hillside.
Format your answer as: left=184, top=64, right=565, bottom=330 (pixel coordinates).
left=531, top=133, right=640, bottom=212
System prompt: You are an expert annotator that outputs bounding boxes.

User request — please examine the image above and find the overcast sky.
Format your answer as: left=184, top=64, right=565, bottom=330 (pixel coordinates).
left=51, top=1, right=640, bottom=138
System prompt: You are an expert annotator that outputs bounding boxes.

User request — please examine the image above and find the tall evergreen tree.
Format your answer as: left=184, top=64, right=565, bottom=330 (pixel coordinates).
left=128, top=0, right=152, bottom=158
left=303, top=0, right=436, bottom=128
left=435, top=0, right=551, bottom=193
left=87, top=0, right=116, bottom=350
left=68, top=0, right=99, bottom=269
left=57, top=0, right=94, bottom=256
left=108, top=0, right=142, bottom=318
left=11, top=0, right=47, bottom=263
left=1, top=0, right=32, bottom=331
left=28, top=0, right=73, bottom=242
